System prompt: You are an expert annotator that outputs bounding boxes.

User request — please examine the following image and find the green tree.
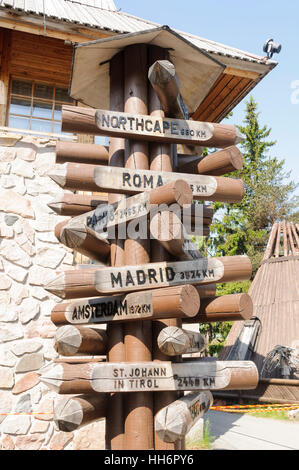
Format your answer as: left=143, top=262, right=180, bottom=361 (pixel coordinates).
left=203, top=96, right=298, bottom=356
left=208, top=95, right=298, bottom=275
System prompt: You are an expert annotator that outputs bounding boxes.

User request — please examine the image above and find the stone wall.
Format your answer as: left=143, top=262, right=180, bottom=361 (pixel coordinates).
left=0, top=133, right=105, bottom=450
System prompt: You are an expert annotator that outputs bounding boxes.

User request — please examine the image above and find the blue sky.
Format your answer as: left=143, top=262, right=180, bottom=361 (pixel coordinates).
left=116, top=0, right=299, bottom=193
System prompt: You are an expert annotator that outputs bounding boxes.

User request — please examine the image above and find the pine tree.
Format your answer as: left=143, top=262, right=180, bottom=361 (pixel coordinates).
left=201, top=96, right=298, bottom=355
left=208, top=95, right=298, bottom=276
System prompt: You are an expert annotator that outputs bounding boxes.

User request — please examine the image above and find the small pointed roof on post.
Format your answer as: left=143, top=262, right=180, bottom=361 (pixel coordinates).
left=69, top=25, right=225, bottom=114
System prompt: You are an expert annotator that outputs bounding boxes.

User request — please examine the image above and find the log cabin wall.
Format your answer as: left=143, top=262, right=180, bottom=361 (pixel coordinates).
left=9, top=30, right=73, bottom=86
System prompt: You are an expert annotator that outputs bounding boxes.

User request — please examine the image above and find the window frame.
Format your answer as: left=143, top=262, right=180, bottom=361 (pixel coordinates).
left=7, top=77, right=75, bottom=136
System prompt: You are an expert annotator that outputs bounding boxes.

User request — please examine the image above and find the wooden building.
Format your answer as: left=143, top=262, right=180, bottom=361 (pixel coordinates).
left=217, top=222, right=299, bottom=404
left=0, top=0, right=277, bottom=140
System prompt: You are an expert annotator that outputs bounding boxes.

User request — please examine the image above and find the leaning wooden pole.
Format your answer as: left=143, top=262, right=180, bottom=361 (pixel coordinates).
left=123, top=44, right=154, bottom=450
left=106, top=51, right=126, bottom=450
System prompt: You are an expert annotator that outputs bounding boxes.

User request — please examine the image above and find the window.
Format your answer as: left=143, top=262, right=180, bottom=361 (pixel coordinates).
left=7, top=79, right=74, bottom=135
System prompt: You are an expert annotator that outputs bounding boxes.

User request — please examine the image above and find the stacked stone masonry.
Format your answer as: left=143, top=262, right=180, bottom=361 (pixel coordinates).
left=0, top=133, right=106, bottom=450
left=0, top=133, right=206, bottom=450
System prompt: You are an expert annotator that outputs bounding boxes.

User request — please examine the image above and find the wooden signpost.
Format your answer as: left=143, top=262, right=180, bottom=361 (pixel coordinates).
left=49, top=162, right=244, bottom=203
left=45, top=255, right=252, bottom=298
left=94, top=109, right=243, bottom=148
left=155, top=391, right=213, bottom=443
left=40, top=39, right=259, bottom=451
left=40, top=360, right=258, bottom=394
left=51, top=285, right=200, bottom=326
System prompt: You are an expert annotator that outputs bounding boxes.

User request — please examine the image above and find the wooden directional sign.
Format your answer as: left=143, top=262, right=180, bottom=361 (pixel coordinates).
left=93, top=165, right=244, bottom=203
left=95, top=109, right=243, bottom=148
left=155, top=391, right=213, bottom=443
left=49, top=163, right=244, bottom=203
left=40, top=360, right=258, bottom=394
left=148, top=59, right=188, bottom=120
left=93, top=256, right=252, bottom=294
left=51, top=285, right=200, bottom=326
left=84, top=180, right=192, bottom=234
left=45, top=256, right=252, bottom=299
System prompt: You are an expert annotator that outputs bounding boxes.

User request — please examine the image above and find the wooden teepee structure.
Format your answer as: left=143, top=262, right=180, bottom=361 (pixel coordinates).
left=217, top=221, right=299, bottom=404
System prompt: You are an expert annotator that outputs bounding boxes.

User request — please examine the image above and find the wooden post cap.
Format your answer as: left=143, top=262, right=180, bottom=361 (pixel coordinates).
left=54, top=325, right=108, bottom=356
left=54, top=394, right=107, bottom=432
left=157, top=326, right=206, bottom=356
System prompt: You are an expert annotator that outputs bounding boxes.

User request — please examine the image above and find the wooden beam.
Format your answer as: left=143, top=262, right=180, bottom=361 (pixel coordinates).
left=0, top=12, right=112, bottom=44
left=44, top=256, right=252, bottom=299
left=44, top=267, right=99, bottom=300
left=39, top=360, right=259, bottom=394
left=184, top=293, right=253, bottom=323
left=54, top=394, right=107, bottom=432
left=0, top=29, right=11, bottom=126
left=48, top=194, right=108, bottom=217
left=93, top=109, right=243, bottom=148
left=56, top=141, right=109, bottom=165
left=61, top=106, right=98, bottom=134
left=55, top=219, right=110, bottom=264
left=122, top=43, right=153, bottom=451
left=106, top=51, right=127, bottom=450
left=55, top=325, right=108, bottom=356
left=148, top=60, right=188, bottom=120
left=56, top=180, right=193, bottom=238
left=157, top=326, right=206, bottom=356
left=150, top=211, right=207, bottom=260
left=51, top=285, right=200, bottom=326
left=195, top=284, right=216, bottom=299
left=48, top=162, right=244, bottom=203
left=223, top=67, right=260, bottom=80
left=155, top=391, right=213, bottom=443
left=148, top=46, right=184, bottom=452
left=177, top=146, right=243, bottom=176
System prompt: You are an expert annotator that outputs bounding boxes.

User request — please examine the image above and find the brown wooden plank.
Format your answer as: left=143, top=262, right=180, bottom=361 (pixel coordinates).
left=207, top=78, right=252, bottom=123
left=198, top=76, right=243, bottom=122
left=40, top=361, right=258, bottom=394
left=192, top=73, right=234, bottom=121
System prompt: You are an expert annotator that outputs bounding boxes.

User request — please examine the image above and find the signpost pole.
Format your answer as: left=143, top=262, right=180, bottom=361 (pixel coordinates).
left=106, top=51, right=126, bottom=450
left=123, top=44, right=154, bottom=451
left=148, top=45, right=185, bottom=451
